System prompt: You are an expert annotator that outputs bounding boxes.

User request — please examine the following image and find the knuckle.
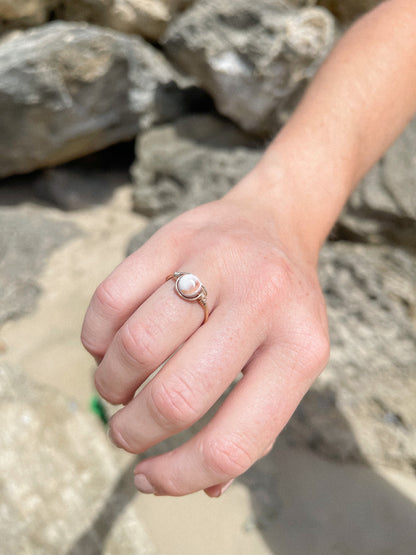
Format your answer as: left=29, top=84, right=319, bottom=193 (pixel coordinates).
left=93, top=371, right=117, bottom=405
left=95, top=374, right=130, bottom=405
left=292, top=323, right=331, bottom=377
left=108, top=418, right=135, bottom=453
left=118, top=321, right=157, bottom=368
left=93, top=371, right=107, bottom=400
left=94, top=279, right=122, bottom=314
left=153, top=470, right=184, bottom=497
left=80, top=329, right=101, bottom=358
left=203, top=436, right=254, bottom=478
left=312, top=329, right=331, bottom=369
left=81, top=279, right=123, bottom=356
left=150, top=379, right=199, bottom=428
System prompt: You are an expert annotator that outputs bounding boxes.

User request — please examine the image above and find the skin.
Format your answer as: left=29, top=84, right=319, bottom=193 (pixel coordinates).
left=82, top=0, right=416, bottom=497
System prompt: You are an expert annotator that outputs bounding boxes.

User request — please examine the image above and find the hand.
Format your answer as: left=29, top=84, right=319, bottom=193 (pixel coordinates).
left=81, top=181, right=329, bottom=497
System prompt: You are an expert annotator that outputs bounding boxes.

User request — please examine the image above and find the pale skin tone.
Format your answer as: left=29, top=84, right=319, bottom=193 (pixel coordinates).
left=81, top=0, right=416, bottom=497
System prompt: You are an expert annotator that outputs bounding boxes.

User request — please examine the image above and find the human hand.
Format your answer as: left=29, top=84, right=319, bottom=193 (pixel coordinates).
left=81, top=174, right=330, bottom=497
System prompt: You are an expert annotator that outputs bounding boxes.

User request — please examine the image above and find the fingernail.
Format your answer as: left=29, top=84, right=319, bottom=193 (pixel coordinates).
left=219, top=478, right=234, bottom=496
left=134, top=473, right=155, bottom=494
left=207, top=478, right=235, bottom=498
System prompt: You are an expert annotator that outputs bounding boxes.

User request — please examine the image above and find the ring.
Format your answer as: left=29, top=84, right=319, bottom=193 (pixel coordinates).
left=166, top=272, right=209, bottom=324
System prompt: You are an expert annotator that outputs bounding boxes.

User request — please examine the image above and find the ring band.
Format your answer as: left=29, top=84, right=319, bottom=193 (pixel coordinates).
left=166, top=272, right=209, bottom=324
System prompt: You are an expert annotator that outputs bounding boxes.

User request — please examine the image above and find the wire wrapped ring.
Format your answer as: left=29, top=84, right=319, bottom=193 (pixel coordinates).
left=166, top=272, right=209, bottom=324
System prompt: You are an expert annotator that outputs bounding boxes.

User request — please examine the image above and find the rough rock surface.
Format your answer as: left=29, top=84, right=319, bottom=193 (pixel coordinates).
left=131, top=114, right=261, bottom=217
left=286, top=241, right=416, bottom=473
left=0, top=363, right=157, bottom=554
left=318, top=0, right=382, bottom=22
left=32, top=142, right=136, bottom=210
left=56, top=0, right=194, bottom=40
left=108, top=0, right=173, bottom=39
left=108, top=0, right=181, bottom=40
left=0, top=21, right=180, bottom=178
left=55, top=0, right=113, bottom=24
left=337, top=116, right=416, bottom=248
left=0, top=205, right=78, bottom=324
left=0, top=0, right=57, bottom=30
left=163, top=0, right=335, bottom=135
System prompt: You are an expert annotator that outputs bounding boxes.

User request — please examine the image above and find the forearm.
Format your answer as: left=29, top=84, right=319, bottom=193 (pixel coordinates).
left=227, top=0, right=416, bottom=263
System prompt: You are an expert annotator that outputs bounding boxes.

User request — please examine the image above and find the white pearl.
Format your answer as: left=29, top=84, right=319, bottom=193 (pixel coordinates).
left=177, top=273, right=202, bottom=299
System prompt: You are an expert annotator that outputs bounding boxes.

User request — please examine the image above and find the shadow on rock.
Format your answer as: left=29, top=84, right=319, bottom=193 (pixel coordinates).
left=241, top=433, right=416, bottom=554
left=67, top=456, right=140, bottom=555
left=0, top=141, right=135, bottom=211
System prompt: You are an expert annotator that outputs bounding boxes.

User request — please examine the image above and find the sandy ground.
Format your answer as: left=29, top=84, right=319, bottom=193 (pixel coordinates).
left=1, top=185, right=416, bottom=555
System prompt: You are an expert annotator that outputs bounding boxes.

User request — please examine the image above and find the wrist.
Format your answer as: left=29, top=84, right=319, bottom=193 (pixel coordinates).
left=224, top=139, right=354, bottom=267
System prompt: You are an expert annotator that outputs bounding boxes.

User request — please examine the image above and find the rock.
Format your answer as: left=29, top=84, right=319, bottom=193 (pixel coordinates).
left=318, top=0, right=382, bottom=22
left=163, top=0, right=335, bottom=135
left=0, top=363, right=158, bottom=554
left=337, top=116, right=416, bottom=248
left=108, top=0, right=176, bottom=40
left=128, top=113, right=261, bottom=254
left=131, top=114, right=261, bottom=218
left=55, top=0, right=113, bottom=24
left=286, top=241, right=416, bottom=473
left=33, top=142, right=136, bottom=210
left=34, top=167, right=122, bottom=211
left=56, top=0, right=195, bottom=41
left=0, top=0, right=57, bottom=30
left=0, top=204, right=79, bottom=324
left=0, top=21, right=181, bottom=178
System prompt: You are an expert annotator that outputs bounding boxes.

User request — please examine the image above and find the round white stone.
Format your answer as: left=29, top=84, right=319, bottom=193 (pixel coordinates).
left=177, top=273, right=202, bottom=299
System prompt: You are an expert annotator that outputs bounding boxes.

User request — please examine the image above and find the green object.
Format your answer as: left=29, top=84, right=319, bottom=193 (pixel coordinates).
left=90, top=395, right=108, bottom=426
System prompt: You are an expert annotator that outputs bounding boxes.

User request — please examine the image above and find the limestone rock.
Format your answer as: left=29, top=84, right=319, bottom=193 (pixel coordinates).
left=318, top=0, right=382, bottom=22
left=286, top=241, right=416, bottom=473
left=163, top=0, right=335, bottom=135
left=0, top=205, right=78, bottom=324
left=0, top=0, right=57, bottom=30
left=56, top=0, right=113, bottom=23
left=33, top=143, right=135, bottom=210
left=0, top=363, right=157, bottom=554
left=337, top=116, right=416, bottom=248
left=130, top=113, right=261, bottom=217
left=56, top=0, right=195, bottom=41
left=108, top=0, right=175, bottom=40
left=0, top=21, right=179, bottom=178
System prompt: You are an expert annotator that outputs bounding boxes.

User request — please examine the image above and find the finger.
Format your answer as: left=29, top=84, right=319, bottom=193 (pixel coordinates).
left=108, top=302, right=263, bottom=454
left=94, top=273, right=218, bottom=405
left=81, top=226, right=183, bottom=359
left=132, top=345, right=320, bottom=496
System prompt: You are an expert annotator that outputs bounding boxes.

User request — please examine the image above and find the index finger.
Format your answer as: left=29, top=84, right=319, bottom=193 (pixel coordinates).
left=81, top=229, right=182, bottom=359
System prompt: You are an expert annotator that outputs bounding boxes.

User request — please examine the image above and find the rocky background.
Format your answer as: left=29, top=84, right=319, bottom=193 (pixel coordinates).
left=1, top=1, right=415, bottom=554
